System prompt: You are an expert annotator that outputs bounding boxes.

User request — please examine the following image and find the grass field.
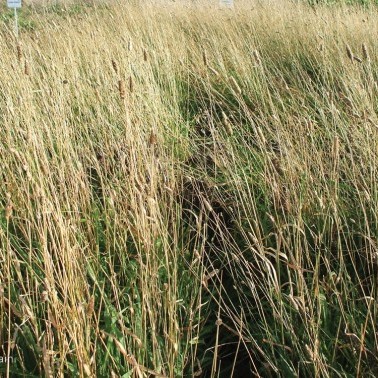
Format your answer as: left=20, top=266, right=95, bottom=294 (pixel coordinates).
left=0, top=0, right=377, bottom=376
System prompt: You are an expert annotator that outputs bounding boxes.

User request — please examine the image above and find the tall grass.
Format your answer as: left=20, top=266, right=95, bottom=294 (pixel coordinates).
left=0, top=0, right=377, bottom=376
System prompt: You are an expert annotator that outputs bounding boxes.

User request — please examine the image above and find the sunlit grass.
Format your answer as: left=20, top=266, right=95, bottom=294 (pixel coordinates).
left=0, top=0, right=377, bottom=376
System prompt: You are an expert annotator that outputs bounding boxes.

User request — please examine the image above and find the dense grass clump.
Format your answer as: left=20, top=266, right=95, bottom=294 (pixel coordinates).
left=0, top=0, right=377, bottom=376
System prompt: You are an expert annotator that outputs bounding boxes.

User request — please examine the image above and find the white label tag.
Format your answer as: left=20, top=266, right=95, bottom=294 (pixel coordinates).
left=7, top=0, right=22, bottom=8
left=220, top=0, right=233, bottom=7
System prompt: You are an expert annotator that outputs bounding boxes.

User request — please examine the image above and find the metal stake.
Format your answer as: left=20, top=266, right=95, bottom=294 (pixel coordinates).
left=14, top=7, right=19, bottom=38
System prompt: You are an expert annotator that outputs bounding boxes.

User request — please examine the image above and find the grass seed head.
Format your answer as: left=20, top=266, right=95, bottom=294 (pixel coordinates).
left=118, top=79, right=126, bottom=99
left=346, top=44, right=354, bottom=62
left=333, top=135, right=340, bottom=159
left=362, top=43, right=370, bottom=61
left=83, top=364, right=92, bottom=377
left=149, top=130, right=157, bottom=146
left=16, top=43, right=22, bottom=61
left=253, top=49, right=262, bottom=65
left=129, top=76, right=134, bottom=93
left=202, top=50, right=208, bottom=66
left=87, top=296, right=95, bottom=318
left=353, top=56, right=362, bottom=63
left=208, top=66, right=219, bottom=76
left=5, top=198, right=13, bottom=220
left=222, top=111, right=233, bottom=135
left=203, top=197, right=213, bottom=212
left=111, top=59, right=118, bottom=74
left=41, top=291, right=49, bottom=302
left=229, top=76, right=242, bottom=95
left=94, top=88, right=100, bottom=101
left=24, top=61, right=30, bottom=75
